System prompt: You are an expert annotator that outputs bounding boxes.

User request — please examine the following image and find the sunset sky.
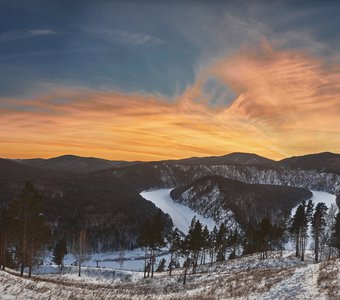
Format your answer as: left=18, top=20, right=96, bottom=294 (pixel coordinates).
left=1, top=0, right=340, bottom=161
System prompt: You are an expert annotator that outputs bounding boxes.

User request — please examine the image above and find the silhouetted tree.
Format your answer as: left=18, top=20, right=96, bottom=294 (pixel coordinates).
left=140, top=210, right=165, bottom=278
left=7, top=182, right=51, bottom=276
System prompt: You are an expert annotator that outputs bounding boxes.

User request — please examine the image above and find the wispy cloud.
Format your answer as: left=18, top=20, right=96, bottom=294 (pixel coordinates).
left=0, top=29, right=56, bottom=43
left=97, top=29, right=165, bottom=46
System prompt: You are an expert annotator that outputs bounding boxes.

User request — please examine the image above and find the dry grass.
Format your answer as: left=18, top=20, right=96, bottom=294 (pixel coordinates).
left=317, top=258, right=340, bottom=299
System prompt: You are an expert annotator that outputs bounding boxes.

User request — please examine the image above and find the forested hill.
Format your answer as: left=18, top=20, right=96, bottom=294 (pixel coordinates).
left=0, top=159, right=172, bottom=252
left=15, top=155, right=128, bottom=174
left=1, top=151, right=340, bottom=253
left=170, top=175, right=312, bottom=229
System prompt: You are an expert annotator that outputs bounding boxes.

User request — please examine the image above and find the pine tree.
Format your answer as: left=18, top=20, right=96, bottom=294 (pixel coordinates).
left=156, top=258, right=166, bottom=272
left=7, top=182, right=51, bottom=276
left=209, top=226, right=218, bottom=266
left=140, top=210, right=165, bottom=278
left=258, top=218, right=272, bottom=259
left=0, top=206, right=9, bottom=270
left=52, top=239, right=67, bottom=270
left=331, top=211, right=340, bottom=256
left=312, top=202, right=328, bottom=262
left=167, top=228, right=181, bottom=276
left=290, top=200, right=314, bottom=261
left=215, top=223, right=228, bottom=262
left=186, top=217, right=204, bottom=273
left=301, top=200, right=314, bottom=261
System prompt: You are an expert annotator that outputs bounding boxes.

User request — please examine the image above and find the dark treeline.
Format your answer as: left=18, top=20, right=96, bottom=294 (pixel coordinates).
left=0, top=181, right=172, bottom=276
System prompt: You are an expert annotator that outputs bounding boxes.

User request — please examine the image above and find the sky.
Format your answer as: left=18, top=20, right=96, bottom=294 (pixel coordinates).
left=0, top=0, right=340, bottom=161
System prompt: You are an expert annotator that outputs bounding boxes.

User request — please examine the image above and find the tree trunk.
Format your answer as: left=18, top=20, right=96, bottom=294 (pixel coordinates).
left=78, top=260, right=81, bottom=277
left=169, top=252, right=173, bottom=276
left=151, top=249, right=154, bottom=278
left=20, top=262, right=24, bottom=276
left=143, top=248, right=147, bottom=278
left=183, top=257, right=189, bottom=285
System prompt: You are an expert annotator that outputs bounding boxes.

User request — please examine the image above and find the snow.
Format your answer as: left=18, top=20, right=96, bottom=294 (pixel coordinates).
left=54, top=248, right=174, bottom=272
left=1, top=252, right=335, bottom=299
left=291, top=190, right=337, bottom=216
left=286, top=190, right=337, bottom=251
left=140, top=189, right=216, bottom=234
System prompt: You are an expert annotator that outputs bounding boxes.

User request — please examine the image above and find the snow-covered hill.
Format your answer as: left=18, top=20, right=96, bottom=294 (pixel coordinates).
left=1, top=252, right=339, bottom=299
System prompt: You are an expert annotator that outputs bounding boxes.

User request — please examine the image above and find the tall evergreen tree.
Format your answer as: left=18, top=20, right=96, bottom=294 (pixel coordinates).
left=312, top=202, right=328, bottom=262
left=140, top=210, right=165, bottom=278
left=215, top=223, right=228, bottom=262
left=52, top=239, right=68, bottom=270
left=290, top=200, right=314, bottom=261
left=258, top=218, right=272, bottom=259
left=331, top=211, right=340, bottom=256
left=167, top=228, right=181, bottom=276
left=7, top=182, right=51, bottom=276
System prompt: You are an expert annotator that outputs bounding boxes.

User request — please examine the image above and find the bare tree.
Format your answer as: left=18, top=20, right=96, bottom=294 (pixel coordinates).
left=73, top=228, right=88, bottom=277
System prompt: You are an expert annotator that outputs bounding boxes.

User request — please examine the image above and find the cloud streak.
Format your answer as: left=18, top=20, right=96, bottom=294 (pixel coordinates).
left=0, top=29, right=56, bottom=43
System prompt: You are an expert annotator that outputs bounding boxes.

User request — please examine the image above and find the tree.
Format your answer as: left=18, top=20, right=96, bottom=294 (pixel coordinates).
left=73, top=228, right=88, bottom=277
left=215, top=223, right=228, bottom=262
left=156, top=258, right=166, bottom=272
left=7, top=182, right=51, bottom=276
left=167, top=228, right=181, bottom=276
left=311, top=203, right=328, bottom=262
left=209, top=226, right=218, bottom=266
left=0, top=206, right=9, bottom=270
left=201, top=225, right=210, bottom=264
left=52, top=239, right=67, bottom=270
left=331, top=211, right=340, bottom=256
left=323, top=204, right=338, bottom=260
left=258, top=218, right=272, bottom=259
left=140, top=210, right=165, bottom=278
left=227, top=229, right=242, bottom=259
left=290, top=200, right=314, bottom=261
left=301, top=200, right=314, bottom=261
left=187, top=218, right=204, bottom=273
left=117, top=247, right=125, bottom=270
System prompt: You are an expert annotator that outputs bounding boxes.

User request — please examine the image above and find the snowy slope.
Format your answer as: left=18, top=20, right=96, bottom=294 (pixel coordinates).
left=140, top=189, right=216, bottom=234
left=1, top=252, right=337, bottom=299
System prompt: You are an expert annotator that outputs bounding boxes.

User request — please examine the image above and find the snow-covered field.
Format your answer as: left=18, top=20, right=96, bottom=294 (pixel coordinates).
left=1, top=252, right=339, bottom=299
left=140, top=189, right=216, bottom=234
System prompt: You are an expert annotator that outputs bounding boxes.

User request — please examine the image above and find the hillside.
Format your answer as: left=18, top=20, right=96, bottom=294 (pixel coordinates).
left=170, top=175, right=312, bottom=228
left=15, top=155, right=127, bottom=174
left=166, top=152, right=275, bottom=166
left=0, top=252, right=338, bottom=299
left=0, top=159, right=171, bottom=252
left=278, top=152, right=340, bottom=175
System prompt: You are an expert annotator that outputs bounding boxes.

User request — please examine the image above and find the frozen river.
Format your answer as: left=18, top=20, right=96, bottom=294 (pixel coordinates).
left=140, top=188, right=216, bottom=234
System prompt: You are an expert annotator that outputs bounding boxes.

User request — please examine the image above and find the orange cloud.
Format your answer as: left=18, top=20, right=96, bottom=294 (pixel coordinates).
left=1, top=42, right=339, bottom=161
